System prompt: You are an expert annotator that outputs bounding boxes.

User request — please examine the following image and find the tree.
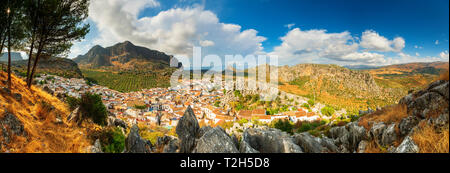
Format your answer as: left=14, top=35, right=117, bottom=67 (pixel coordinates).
left=321, top=106, right=335, bottom=117
left=3, top=0, right=27, bottom=88
left=26, top=0, right=90, bottom=88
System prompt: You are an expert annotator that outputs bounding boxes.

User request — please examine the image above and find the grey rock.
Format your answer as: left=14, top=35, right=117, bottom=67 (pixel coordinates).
left=294, top=132, right=324, bottom=153
left=239, top=140, right=259, bottom=153
left=357, top=140, right=368, bottom=153
left=319, top=137, right=339, bottom=153
left=398, top=116, right=420, bottom=136
left=90, top=139, right=103, bottom=153
left=175, top=106, right=200, bottom=153
left=156, top=136, right=179, bottom=153
left=381, top=124, right=397, bottom=146
left=125, top=125, right=152, bottom=153
left=114, top=118, right=128, bottom=129
left=0, top=112, right=27, bottom=144
left=242, top=128, right=302, bottom=153
left=231, top=134, right=239, bottom=149
left=193, top=127, right=239, bottom=153
left=347, top=122, right=366, bottom=151
left=370, top=122, right=386, bottom=144
left=395, top=136, right=419, bottom=153
left=430, top=112, right=449, bottom=128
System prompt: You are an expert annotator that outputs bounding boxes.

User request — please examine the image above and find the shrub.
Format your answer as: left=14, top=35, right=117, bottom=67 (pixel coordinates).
left=301, top=103, right=310, bottom=109
left=358, top=104, right=407, bottom=130
left=79, top=92, right=108, bottom=126
left=321, top=106, right=335, bottom=117
left=100, top=127, right=125, bottom=153
left=238, top=118, right=248, bottom=125
left=272, top=119, right=294, bottom=134
left=66, top=96, right=80, bottom=111
left=307, top=99, right=315, bottom=106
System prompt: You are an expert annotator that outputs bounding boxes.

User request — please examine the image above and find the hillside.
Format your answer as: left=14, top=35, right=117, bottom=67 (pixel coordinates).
left=74, top=41, right=179, bottom=92
left=6, top=57, right=84, bottom=79
left=0, top=71, right=92, bottom=152
left=365, top=62, right=449, bottom=93
left=276, top=64, right=404, bottom=112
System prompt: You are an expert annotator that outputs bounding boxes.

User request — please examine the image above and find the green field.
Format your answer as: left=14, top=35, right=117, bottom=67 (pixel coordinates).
left=82, top=69, right=171, bottom=92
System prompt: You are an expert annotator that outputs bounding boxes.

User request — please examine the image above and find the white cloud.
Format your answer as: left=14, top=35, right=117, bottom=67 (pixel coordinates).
left=415, top=52, right=420, bottom=57
left=360, top=30, right=405, bottom=52
left=435, top=40, right=439, bottom=45
left=269, top=28, right=393, bottom=65
left=284, top=23, right=295, bottom=29
left=86, top=0, right=266, bottom=59
left=440, top=51, right=449, bottom=59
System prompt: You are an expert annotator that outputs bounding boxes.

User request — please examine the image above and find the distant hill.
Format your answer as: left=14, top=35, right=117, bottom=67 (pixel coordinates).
left=74, top=41, right=180, bottom=92
left=276, top=64, right=405, bottom=112
left=5, top=57, right=84, bottom=78
left=0, top=52, right=23, bottom=62
left=365, top=62, right=448, bottom=93
left=74, top=41, right=178, bottom=70
left=343, top=65, right=380, bottom=70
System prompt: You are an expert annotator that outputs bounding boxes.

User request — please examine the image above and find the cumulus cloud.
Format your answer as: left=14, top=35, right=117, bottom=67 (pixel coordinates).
left=284, top=23, right=295, bottom=29
left=269, top=28, right=392, bottom=65
left=87, top=0, right=266, bottom=59
left=360, top=30, right=405, bottom=52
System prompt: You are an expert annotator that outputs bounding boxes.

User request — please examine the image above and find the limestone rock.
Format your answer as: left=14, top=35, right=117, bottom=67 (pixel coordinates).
left=175, top=106, right=200, bottom=153
left=395, top=136, right=419, bottom=153
left=125, top=125, right=152, bottom=153
left=294, top=132, right=324, bottom=153
left=193, top=127, right=239, bottom=153
left=242, top=128, right=302, bottom=153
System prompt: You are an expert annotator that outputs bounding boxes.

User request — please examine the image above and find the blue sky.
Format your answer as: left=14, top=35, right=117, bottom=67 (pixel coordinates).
left=69, top=0, right=449, bottom=67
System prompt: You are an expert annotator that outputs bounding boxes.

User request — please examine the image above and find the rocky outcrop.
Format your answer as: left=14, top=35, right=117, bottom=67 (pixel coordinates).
left=176, top=106, right=200, bottom=153
left=241, top=128, right=302, bottom=153
left=156, top=136, right=179, bottom=153
left=125, top=125, right=152, bottom=153
left=294, top=133, right=324, bottom=153
left=394, top=136, right=419, bottom=153
left=193, top=127, right=239, bottom=153
left=381, top=124, right=397, bottom=146
left=89, top=139, right=103, bottom=153
left=1, top=112, right=28, bottom=148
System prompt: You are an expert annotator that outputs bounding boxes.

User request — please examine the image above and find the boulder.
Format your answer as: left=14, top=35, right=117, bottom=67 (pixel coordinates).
left=156, top=136, right=179, bottom=153
left=395, top=136, right=419, bottom=153
left=125, top=125, right=152, bottom=153
left=370, top=122, right=386, bottom=144
left=176, top=106, right=200, bottom=153
left=241, top=128, right=302, bottom=153
left=231, top=134, right=239, bottom=149
left=347, top=122, right=366, bottom=151
left=319, top=137, right=339, bottom=153
left=239, top=140, right=259, bottom=153
left=0, top=112, right=27, bottom=144
left=193, top=127, right=239, bottom=153
left=429, top=111, right=449, bottom=128
left=398, top=116, right=420, bottom=136
left=67, top=107, right=81, bottom=124
left=89, top=139, right=103, bottom=153
left=114, top=118, right=128, bottom=129
left=294, top=132, right=324, bottom=153
left=357, top=140, right=368, bottom=153
left=381, top=124, right=397, bottom=146
left=329, top=126, right=350, bottom=151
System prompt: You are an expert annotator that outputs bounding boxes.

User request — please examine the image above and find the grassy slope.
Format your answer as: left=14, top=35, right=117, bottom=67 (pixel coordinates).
left=0, top=72, right=95, bottom=153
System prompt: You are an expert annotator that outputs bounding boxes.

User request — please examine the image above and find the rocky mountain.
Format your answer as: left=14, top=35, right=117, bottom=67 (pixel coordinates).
left=74, top=41, right=177, bottom=70
left=8, top=57, right=83, bottom=78
left=0, top=52, right=23, bottom=62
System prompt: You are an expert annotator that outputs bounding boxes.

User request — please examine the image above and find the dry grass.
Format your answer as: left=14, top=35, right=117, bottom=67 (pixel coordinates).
left=411, top=122, right=449, bottom=153
left=364, top=140, right=386, bottom=153
left=358, top=104, right=408, bottom=130
left=438, top=70, right=449, bottom=81
left=0, top=71, right=93, bottom=153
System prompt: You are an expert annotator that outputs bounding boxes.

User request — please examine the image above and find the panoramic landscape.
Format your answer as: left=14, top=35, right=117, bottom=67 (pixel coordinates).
left=0, top=0, right=449, bottom=155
